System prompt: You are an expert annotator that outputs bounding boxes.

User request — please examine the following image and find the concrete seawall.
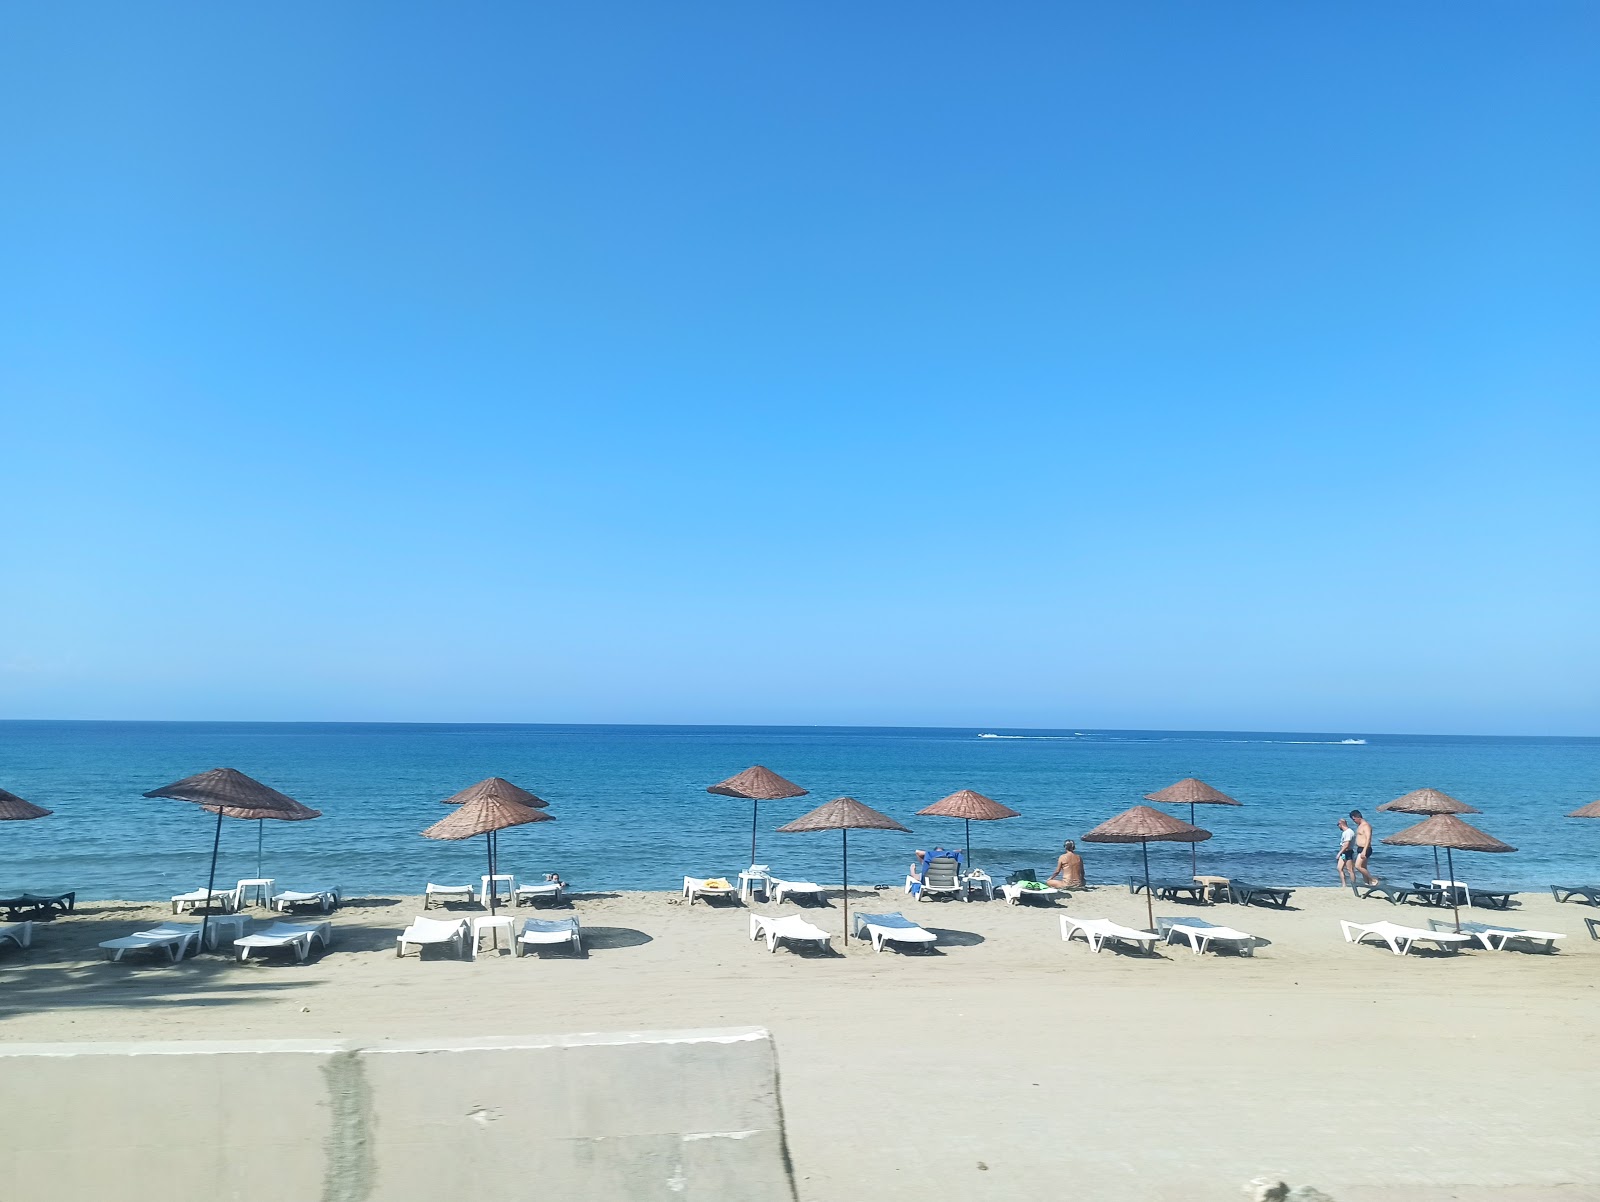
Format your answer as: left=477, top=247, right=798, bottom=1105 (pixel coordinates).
left=0, top=1027, right=798, bottom=1202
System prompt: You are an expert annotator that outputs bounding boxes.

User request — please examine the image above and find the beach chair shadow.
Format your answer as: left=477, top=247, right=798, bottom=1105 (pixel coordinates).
left=924, top=927, right=985, bottom=948
left=577, top=925, right=653, bottom=952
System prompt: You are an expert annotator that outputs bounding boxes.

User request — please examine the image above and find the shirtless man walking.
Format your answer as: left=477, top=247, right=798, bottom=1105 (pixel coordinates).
left=1349, top=809, right=1379, bottom=885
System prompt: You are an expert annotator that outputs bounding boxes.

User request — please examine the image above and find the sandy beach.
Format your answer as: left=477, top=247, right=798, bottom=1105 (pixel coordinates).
left=2, top=884, right=1595, bottom=1202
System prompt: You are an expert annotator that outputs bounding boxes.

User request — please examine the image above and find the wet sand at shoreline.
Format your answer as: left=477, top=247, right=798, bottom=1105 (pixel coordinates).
left=2, top=884, right=1596, bottom=1201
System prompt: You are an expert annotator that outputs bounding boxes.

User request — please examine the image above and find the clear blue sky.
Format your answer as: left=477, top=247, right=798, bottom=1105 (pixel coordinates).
left=2, top=5, right=1596, bottom=734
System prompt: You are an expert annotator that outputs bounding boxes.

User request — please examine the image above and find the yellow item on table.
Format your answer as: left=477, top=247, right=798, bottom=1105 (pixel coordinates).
left=704, top=878, right=732, bottom=890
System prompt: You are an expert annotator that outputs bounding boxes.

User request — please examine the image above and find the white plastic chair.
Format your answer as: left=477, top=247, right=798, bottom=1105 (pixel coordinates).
left=396, top=916, right=469, bottom=958
left=423, top=883, right=474, bottom=909
left=515, top=916, right=583, bottom=957
left=0, top=921, right=34, bottom=951
left=683, top=876, right=738, bottom=905
left=1060, top=915, right=1160, bottom=954
left=748, top=913, right=832, bottom=954
left=233, top=921, right=332, bottom=963
left=769, top=878, right=826, bottom=905
left=98, top=923, right=202, bottom=963
left=513, top=879, right=566, bottom=907
left=851, top=911, right=938, bottom=953
left=270, top=887, right=341, bottom=914
left=1340, top=919, right=1473, bottom=956
left=171, top=885, right=242, bottom=915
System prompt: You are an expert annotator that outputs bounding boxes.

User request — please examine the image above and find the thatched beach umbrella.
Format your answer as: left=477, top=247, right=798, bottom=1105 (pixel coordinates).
left=708, top=766, right=808, bottom=867
left=1144, top=778, right=1238, bottom=877
left=1378, top=788, right=1480, bottom=875
left=438, top=778, right=550, bottom=882
left=198, top=796, right=322, bottom=880
left=1566, top=799, right=1600, bottom=819
left=915, top=789, right=1019, bottom=873
left=1381, top=814, right=1515, bottom=933
left=777, top=797, right=909, bottom=947
left=422, top=791, right=553, bottom=916
left=1083, top=805, right=1212, bottom=930
left=0, top=787, right=52, bottom=821
left=144, top=768, right=310, bottom=948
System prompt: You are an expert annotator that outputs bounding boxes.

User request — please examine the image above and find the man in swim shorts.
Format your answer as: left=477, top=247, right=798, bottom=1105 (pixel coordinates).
left=1349, top=809, right=1379, bottom=885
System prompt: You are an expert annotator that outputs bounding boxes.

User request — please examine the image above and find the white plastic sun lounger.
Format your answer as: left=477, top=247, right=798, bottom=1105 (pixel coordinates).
left=1429, top=919, right=1565, bottom=953
left=270, top=887, right=341, bottom=914
left=98, top=923, right=201, bottom=963
left=423, top=883, right=475, bottom=909
left=171, top=886, right=241, bottom=914
left=769, top=878, right=826, bottom=905
left=851, top=911, right=938, bottom=953
left=683, top=876, right=738, bottom=905
left=396, top=916, right=469, bottom=958
left=1060, top=915, right=1160, bottom=954
left=1000, top=882, right=1062, bottom=905
left=513, top=879, right=566, bottom=907
left=1341, top=919, right=1473, bottom=956
left=233, top=920, right=333, bottom=963
left=515, top=916, right=583, bottom=957
left=748, top=913, right=832, bottom=954
left=0, top=921, right=34, bottom=951
left=1156, top=917, right=1263, bottom=956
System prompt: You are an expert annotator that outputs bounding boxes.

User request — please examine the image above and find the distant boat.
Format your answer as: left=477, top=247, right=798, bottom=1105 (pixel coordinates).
left=1340, top=738, right=1367, bottom=745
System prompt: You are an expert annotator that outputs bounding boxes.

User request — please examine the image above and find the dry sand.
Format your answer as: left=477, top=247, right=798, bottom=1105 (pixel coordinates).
left=2, top=884, right=1596, bottom=1202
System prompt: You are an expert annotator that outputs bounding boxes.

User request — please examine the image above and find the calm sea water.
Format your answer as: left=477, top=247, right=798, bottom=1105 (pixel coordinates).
left=0, top=721, right=1595, bottom=900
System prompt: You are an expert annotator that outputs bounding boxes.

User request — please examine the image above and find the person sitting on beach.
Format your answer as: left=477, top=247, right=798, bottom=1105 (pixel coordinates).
left=1335, top=818, right=1356, bottom=886
left=1047, top=840, right=1085, bottom=890
left=1349, top=809, right=1379, bottom=885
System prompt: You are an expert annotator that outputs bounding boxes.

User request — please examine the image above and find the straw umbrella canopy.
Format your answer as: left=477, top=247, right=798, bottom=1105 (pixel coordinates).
left=1144, top=778, right=1239, bottom=877
left=198, top=796, right=322, bottom=880
left=1381, top=814, right=1515, bottom=933
left=1378, top=788, right=1481, bottom=874
left=144, top=768, right=310, bottom=948
left=438, top=778, right=549, bottom=884
left=1566, top=800, right=1600, bottom=819
left=708, top=766, right=808, bottom=868
left=0, top=787, right=52, bottom=821
left=1082, top=805, right=1212, bottom=929
left=777, top=797, right=909, bottom=947
left=915, top=789, right=1019, bottom=872
left=422, top=792, right=553, bottom=916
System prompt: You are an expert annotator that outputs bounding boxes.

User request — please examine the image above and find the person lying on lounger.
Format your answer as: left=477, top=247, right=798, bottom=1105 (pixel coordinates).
left=1047, top=840, right=1085, bottom=890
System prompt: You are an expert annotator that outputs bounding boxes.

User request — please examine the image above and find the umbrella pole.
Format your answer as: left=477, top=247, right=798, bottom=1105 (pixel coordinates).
left=965, top=817, right=972, bottom=873
left=842, top=828, right=849, bottom=951
left=751, top=800, right=759, bottom=868
left=1433, top=846, right=1441, bottom=876
left=201, top=805, right=224, bottom=955
left=487, top=833, right=496, bottom=917
left=1141, top=841, right=1154, bottom=930
left=257, top=819, right=264, bottom=879
left=1190, top=803, right=1198, bottom=877
left=1447, top=846, right=1459, bottom=933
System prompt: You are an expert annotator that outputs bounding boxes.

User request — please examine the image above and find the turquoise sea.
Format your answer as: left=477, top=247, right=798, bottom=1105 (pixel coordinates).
left=0, top=721, right=1596, bottom=901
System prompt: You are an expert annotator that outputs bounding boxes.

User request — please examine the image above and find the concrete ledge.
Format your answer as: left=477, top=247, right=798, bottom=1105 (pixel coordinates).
left=0, top=1027, right=797, bottom=1202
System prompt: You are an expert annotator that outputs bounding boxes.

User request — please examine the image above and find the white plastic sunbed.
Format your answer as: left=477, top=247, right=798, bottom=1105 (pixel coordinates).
left=851, top=911, right=938, bottom=953
left=513, top=879, right=566, bottom=907
left=1060, top=915, right=1160, bottom=954
left=683, top=876, right=738, bottom=905
left=515, top=916, right=583, bottom=957
left=98, top=923, right=202, bottom=963
left=423, top=883, right=474, bottom=909
left=1156, top=917, right=1263, bottom=956
left=1000, top=882, right=1062, bottom=905
left=233, top=920, right=333, bottom=963
left=396, top=916, right=469, bottom=958
left=769, top=878, right=826, bottom=904
left=0, top=921, right=34, bottom=951
left=1429, top=919, right=1565, bottom=953
left=170, top=886, right=241, bottom=914
left=748, top=913, right=833, bottom=954
left=1340, top=919, right=1473, bottom=956
left=270, top=887, right=341, bottom=914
